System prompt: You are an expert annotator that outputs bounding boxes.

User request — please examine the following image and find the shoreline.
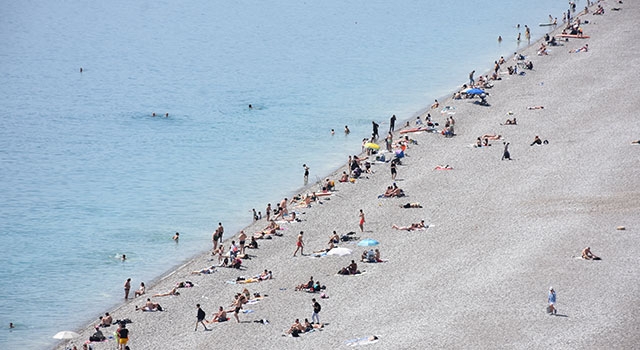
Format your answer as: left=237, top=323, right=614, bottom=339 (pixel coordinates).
left=57, top=3, right=640, bottom=349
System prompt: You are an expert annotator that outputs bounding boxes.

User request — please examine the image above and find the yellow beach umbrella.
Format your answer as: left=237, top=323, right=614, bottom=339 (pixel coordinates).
left=364, top=142, right=380, bottom=150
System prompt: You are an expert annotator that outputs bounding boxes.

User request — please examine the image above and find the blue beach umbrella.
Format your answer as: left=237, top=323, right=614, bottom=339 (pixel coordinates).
left=357, top=239, right=379, bottom=247
left=466, top=88, right=486, bottom=95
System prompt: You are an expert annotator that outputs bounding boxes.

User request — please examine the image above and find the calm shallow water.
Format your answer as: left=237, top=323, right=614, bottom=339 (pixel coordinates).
left=0, top=0, right=571, bottom=348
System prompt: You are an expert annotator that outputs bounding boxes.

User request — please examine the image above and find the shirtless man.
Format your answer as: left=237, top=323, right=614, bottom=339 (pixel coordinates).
left=101, top=312, right=113, bottom=327
left=208, top=306, right=228, bottom=323
left=328, top=231, right=340, bottom=244
left=229, top=294, right=246, bottom=322
left=293, top=231, right=304, bottom=257
left=287, top=319, right=305, bottom=335
left=581, top=247, right=599, bottom=260
left=238, top=231, right=247, bottom=255
left=135, top=298, right=159, bottom=311
left=265, top=203, right=271, bottom=221
left=217, top=223, right=224, bottom=244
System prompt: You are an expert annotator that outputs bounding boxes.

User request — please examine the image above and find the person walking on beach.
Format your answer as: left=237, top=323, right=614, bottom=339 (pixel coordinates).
left=547, top=287, right=557, bottom=315
left=311, top=298, right=321, bottom=324
left=358, top=209, right=365, bottom=232
left=372, top=121, right=379, bottom=140
left=389, top=114, right=396, bottom=132
left=293, top=231, right=304, bottom=257
left=124, top=278, right=131, bottom=299
left=195, top=304, right=209, bottom=331
left=303, top=164, right=310, bottom=185
left=469, top=70, right=475, bottom=86
left=502, top=142, right=511, bottom=160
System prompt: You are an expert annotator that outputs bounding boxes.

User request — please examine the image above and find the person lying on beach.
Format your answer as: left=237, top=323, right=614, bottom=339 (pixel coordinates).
left=632, top=140, right=640, bottom=144
left=135, top=298, right=162, bottom=311
left=481, top=134, right=502, bottom=140
left=226, top=257, right=242, bottom=269
left=379, top=184, right=405, bottom=198
left=257, top=269, right=273, bottom=281
left=295, top=277, right=314, bottom=291
left=254, top=221, right=281, bottom=239
left=287, top=319, right=306, bottom=336
left=434, top=165, right=453, bottom=170
left=581, top=247, right=601, bottom=260
left=206, top=306, right=228, bottom=323
left=312, top=242, right=336, bottom=255
left=153, top=286, right=180, bottom=297
left=570, top=44, right=588, bottom=53
left=392, top=220, right=427, bottom=231
left=401, top=202, right=423, bottom=208
left=281, top=211, right=299, bottom=222
left=483, top=138, right=491, bottom=147
left=191, top=265, right=216, bottom=275
left=528, top=106, right=544, bottom=110
left=304, top=318, right=324, bottom=330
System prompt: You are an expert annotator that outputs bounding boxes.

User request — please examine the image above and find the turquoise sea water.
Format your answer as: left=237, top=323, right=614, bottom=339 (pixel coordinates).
left=0, top=0, right=572, bottom=348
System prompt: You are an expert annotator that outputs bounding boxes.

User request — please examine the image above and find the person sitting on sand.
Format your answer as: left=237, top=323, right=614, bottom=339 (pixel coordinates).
left=100, top=312, right=113, bottom=327
left=192, top=265, right=216, bottom=275
left=135, top=298, right=162, bottom=311
left=283, top=211, right=298, bottom=222
left=304, top=318, right=323, bottom=330
left=207, top=306, right=228, bottom=323
left=401, top=202, right=423, bottom=208
left=228, top=257, right=242, bottom=269
left=329, top=231, right=340, bottom=244
left=538, top=43, right=548, bottom=56
left=248, top=236, right=258, bottom=249
left=134, top=282, right=145, bottom=297
left=431, top=99, right=439, bottom=109
left=581, top=247, right=600, bottom=260
left=503, top=117, right=517, bottom=125
left=153, top=286, right=179, bottom=297
left=481, top=134, right=502, bottom=140
left=348, top=260, right=360, bottom=274
left=339, top=171, right=349, bottom=182
left=287, top=319, right=306, bottom=335
left=324, top=178, right=335, bottom=191
left=530, top=135, right=546, bottom=146
left=528, top=105, right=544, bottom=110
left=295, top=276, right=314, bottom=291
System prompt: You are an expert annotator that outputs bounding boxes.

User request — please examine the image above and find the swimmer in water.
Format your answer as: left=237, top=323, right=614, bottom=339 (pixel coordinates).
left=121, top=254, right=126, bottom=261
left=9, top=323, right=14, bottom=329
left=331, top=129, right=335, bottom=135
left=498, top=36, right=502, bottom=42
left=248, top=104, right=253, bottom=109
left=152, top=112, right=156, bottom=117
left=165, top=113, right=169, bottom=117
left=173, top=232, right=180, bottom=241
left=344, top=125, right=350, bottom=134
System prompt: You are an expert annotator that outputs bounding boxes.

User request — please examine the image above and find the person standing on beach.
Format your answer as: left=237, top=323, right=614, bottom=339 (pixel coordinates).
left=116, top=322, right=129, bottom=350
left=238, top=230, right=247, bottom=255
left=212, top=228, right=220, bottom=252
left=293, top=231, right=304, bottom=257
left=548, top=287, right=557, bottom=315
left=372, top=121, right=379, bottom=140
left=124, top=278, right=131, bottom=299
left=311, top=298, right=321, bottom=324
left=266, top=203, right=271, bottom=221
left=279, top=198, right=288, bottom=216
left=469, top=70, right=475, bottom=86
left=195, top=304, right=209, bottom=331
left=389, top=114, right=396, bottom=132
left=303, top=164, right=310, bottom=185
left=390, top=160, right=397, bottom=180
left=358, top=209, right=365, bottom=232
left=217, top=222, right=224, bottom=244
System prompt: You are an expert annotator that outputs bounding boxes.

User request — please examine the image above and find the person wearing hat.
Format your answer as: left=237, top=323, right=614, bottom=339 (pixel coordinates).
left=548, top=287, right=557, bottom=315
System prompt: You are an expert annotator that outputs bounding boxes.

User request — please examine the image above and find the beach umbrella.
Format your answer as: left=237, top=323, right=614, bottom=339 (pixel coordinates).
left=53, top=331, right=80, bottom=340
left=466, top=88, right=486, bottom=95
left=327, top=247, right=352, bottom=256
left=357, top=239, right=379, bottom=247
left=364, top=142, right=380, bottom=150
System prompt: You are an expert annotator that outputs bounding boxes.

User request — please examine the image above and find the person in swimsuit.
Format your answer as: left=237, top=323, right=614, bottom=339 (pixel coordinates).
left=358, top=209, right=365, bottom=232
left=293, top=231, right=304, bottom=257
left=238, top=231, right=247, bottom=255
left=208, top=306, right=227, bottom=323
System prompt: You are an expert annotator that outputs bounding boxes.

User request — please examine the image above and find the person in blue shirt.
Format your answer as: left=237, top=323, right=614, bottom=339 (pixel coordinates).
left=548, top=287, right=557, bottom=315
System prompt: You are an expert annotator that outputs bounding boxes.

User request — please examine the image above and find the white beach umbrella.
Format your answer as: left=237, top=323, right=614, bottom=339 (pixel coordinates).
left=53, top=331, right=80, bottom=339
left=327, top=247, right=352, bottom=256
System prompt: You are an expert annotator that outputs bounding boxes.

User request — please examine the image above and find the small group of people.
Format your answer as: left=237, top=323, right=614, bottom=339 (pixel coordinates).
left=361, top=249, right=384, bottom=263
left=380, top=183, right=405, bottom=198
